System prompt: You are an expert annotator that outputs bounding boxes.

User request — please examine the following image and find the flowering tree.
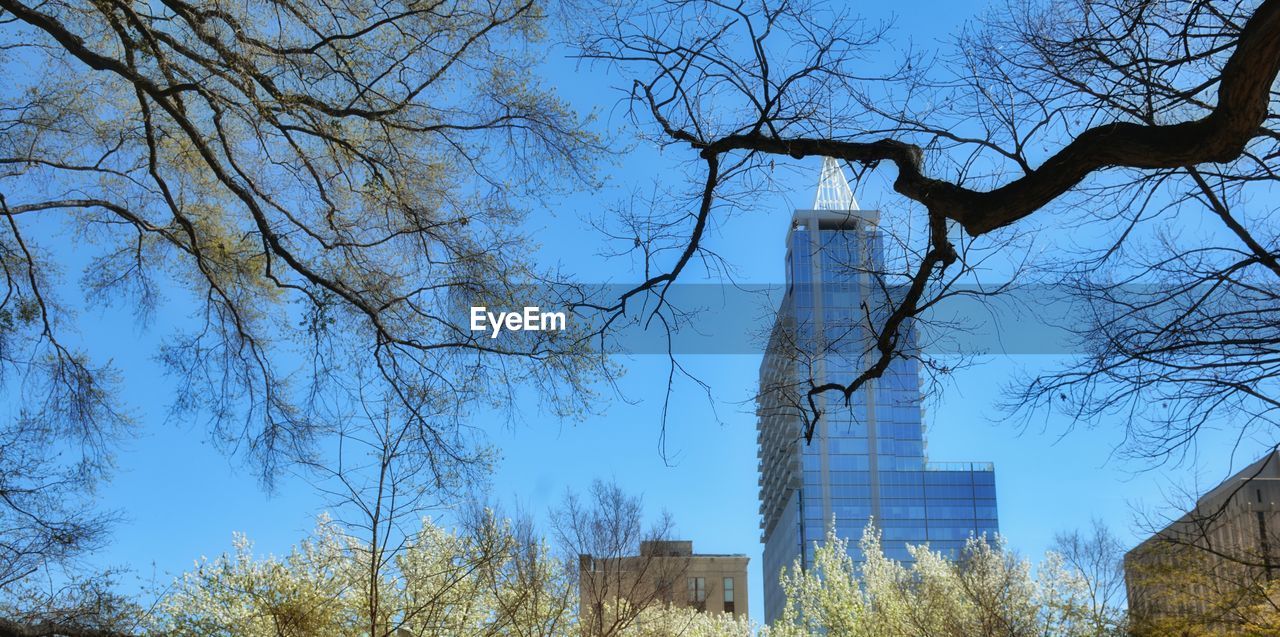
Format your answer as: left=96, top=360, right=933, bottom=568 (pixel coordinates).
left=157, top=513, right=576, bottom=637
left=615, top=605, right=753, bottom=637
left=22, top=515, right=1138, bottom=637
left=766, top=526, right=1127, bottom=637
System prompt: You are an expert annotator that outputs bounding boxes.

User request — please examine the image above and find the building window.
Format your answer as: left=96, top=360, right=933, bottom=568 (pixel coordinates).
left=723, top=577, right=735, bottom=614
left=687, top=577, right=706, bottom=607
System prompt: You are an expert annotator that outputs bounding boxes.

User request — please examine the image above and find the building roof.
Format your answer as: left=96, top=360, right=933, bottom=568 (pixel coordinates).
left=582, top=540, right=749, bottom=562
left=1199, top=449, right=1280, bottom=504
left=1128, top=449, right=1280, bottom=555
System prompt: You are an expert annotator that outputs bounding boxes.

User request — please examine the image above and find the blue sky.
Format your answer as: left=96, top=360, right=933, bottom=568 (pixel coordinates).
left=42, top=0, right=1279, bottom=628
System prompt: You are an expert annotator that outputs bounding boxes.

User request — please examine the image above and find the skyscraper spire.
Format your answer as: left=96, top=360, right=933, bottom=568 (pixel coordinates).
left=813, top=156, right=859, bottom=211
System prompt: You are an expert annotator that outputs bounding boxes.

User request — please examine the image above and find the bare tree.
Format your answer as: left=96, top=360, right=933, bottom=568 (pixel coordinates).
left=550, top=479, right=681, bottom=637
left=1051, top=520, right=1128, bottom=635
left=296, top=387, right=580, bottom=637
left=301, top=393, right=475, bottom=637
left=575, top=0, right=1280, bottom=459
left=0, top=571, right=142, bottom=637
left=0, top=412, right=114, bottom=588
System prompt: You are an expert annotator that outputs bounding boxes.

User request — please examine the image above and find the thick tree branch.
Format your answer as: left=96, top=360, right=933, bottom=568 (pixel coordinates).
left=658, top=0, right=1280, bottom=237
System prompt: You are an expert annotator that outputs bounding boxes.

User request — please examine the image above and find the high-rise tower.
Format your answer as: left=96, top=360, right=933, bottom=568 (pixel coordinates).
left=757, top=158, right=999, bottom=623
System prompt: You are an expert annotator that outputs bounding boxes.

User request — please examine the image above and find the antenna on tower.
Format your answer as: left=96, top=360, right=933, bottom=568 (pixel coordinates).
left=813, top=156, right=859, bottom=211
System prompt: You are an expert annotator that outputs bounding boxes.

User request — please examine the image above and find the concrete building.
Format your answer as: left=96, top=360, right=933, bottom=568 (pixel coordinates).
left=577, top=540, right=748, bottom=630
left=757, top=158, right=999, bottom=623
left=1125, top=450, right=1280, bottom=631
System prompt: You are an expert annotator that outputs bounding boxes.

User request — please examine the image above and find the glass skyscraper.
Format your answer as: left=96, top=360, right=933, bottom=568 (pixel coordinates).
left=757, top=158, right=999, bottom=624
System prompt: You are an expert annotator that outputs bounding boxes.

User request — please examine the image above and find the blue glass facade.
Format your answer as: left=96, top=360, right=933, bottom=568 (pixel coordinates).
left=757, top=207, right=998, bottom=624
